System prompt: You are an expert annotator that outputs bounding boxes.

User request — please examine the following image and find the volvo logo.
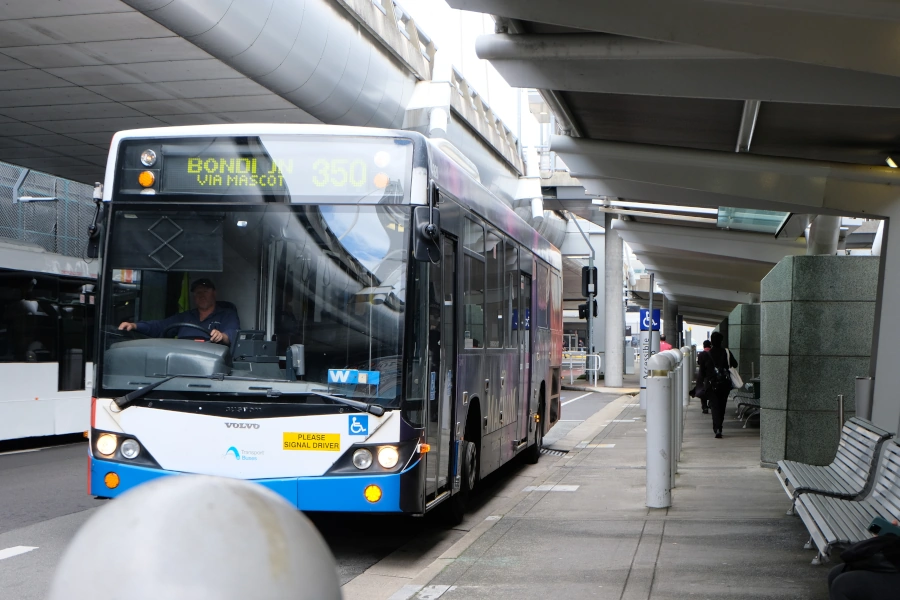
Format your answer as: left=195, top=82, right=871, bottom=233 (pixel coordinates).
left=225, top=423, right=260, bottom=429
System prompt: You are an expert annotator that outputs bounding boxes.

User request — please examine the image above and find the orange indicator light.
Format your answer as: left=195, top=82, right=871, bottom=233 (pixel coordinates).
left=138, top=170, right=155, bottom=187
left=104, top=472, right=120, bottom=489
left=419, top=443, right=431, bottom=453
left=373, top=172, right=389, bottom=189
left=364, top=484, right=382, bottom=503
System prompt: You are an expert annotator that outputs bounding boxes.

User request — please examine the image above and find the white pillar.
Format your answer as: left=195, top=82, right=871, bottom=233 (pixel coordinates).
left=605, top=213, right=624, bottom=387
left=873, top=213, right=900, bottom=433
left=646, top=353, right=673, bottom=508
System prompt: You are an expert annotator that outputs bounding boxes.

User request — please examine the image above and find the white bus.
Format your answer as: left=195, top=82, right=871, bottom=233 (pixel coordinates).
left=0, top=239, right=97, bottom=441
left=88, top=125, right=562, bottom=518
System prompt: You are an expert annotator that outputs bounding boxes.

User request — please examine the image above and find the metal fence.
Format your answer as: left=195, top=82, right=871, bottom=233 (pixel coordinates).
left=0, top=161, right=95, bottom=259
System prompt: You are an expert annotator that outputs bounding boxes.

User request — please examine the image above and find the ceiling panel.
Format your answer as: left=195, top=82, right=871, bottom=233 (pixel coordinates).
left=562, top=91, right=744, bottom=153
left=0, top=102, right=146, bottom=121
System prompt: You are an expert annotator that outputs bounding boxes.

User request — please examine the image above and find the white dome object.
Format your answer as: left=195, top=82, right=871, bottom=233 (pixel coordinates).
left=47, top=476, right=341, bottom=600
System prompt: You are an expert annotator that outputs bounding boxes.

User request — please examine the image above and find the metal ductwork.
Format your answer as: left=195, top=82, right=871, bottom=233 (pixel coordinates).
left=124, top=0, right=420, bottom=127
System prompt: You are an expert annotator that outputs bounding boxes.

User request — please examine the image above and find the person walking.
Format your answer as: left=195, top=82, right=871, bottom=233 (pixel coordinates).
left=694, top=340, right=712, bottom=414
left=699, top=331, right=737, bottom=438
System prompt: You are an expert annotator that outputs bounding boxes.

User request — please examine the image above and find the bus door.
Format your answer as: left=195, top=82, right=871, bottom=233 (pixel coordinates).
left=517, top=273, right=532, bottom=445
left=425, top=236, right=456, bottom=505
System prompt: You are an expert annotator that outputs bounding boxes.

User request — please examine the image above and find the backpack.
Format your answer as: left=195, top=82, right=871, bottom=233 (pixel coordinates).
left=710, top=352, right=733, bottom=394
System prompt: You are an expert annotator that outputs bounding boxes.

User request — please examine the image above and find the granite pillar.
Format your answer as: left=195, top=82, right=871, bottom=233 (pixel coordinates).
left=760, top=256, right=879, bottom=467
left=727, top=304, right=760, bottom=381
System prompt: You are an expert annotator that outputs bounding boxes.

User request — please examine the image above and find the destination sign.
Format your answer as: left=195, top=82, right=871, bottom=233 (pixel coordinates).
left=120, top=136, right=413, bottom=201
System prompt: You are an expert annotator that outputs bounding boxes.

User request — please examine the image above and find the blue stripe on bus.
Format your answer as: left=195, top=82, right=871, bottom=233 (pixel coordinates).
left=90, top=457, right=417, bottom=513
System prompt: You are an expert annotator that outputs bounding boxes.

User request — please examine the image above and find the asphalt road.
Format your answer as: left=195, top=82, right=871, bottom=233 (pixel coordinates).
left=0, top=394, right=613, bottom=598
left=543, top=390, right=619, bottom=447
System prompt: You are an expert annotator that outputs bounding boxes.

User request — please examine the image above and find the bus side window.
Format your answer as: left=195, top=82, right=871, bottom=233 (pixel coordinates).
left=463, top=255, right=484, bottom=349
left=463, top=219, right=485, bottom=350
left=484, top=230, right=503, bottom=349
left=537, top=265, right=550, bottom=329
left=506, top=241, right=518, bottom=348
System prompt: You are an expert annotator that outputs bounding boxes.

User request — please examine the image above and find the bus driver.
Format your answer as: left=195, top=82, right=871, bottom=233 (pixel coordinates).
left=118, top=278, right=240, bottom=346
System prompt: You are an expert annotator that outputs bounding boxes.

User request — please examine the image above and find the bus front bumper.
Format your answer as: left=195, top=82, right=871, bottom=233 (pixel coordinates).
left=89, top=456, right=419, bottom=513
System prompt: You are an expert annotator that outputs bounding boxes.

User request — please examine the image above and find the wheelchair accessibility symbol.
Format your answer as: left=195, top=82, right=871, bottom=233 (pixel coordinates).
left=349, top=415, right=369, bottom=436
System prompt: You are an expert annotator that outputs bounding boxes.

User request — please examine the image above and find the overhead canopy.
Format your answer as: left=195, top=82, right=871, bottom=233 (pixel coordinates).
left=0, top=0, right=430, bottom=182
left=448, top=0, right=900, bottom=323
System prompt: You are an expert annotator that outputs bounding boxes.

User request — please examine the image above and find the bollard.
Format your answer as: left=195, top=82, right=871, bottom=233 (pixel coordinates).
left=47, top=475, right=342, bottom=600
left=646, top=352, right=674, bottom=508
left=668, top=349, right=684, bottom=484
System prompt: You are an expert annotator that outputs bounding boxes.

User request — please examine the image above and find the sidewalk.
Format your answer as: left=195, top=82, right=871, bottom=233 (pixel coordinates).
left=408, top=398, right=830, bottom=599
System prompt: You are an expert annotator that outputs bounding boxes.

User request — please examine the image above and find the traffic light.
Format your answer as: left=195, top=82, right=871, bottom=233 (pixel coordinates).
left=581, top=266, right=597, bottom=297
left=578, top=303, right=588, bottom=320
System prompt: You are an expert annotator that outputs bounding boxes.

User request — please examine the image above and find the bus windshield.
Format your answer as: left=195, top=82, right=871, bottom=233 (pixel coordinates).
left=99, top=202, right=410, bottom=405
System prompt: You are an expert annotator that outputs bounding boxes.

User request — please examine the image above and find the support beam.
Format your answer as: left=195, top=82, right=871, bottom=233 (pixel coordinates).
left=611, top=219, right=806, bottom=264
left=450, top=0, right=900, bottom=78
left=552, top=135, right=900, bottom=217
left=476, top=34, right=900, bottom=108
left=658, top=283, right=759, bottom=305
left=605, top=213, right=624, bottom=387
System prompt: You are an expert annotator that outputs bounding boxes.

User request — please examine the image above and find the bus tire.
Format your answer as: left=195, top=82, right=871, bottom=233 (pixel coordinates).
left=442, top=440, right=476, bottom=526
left=525, top=397, right=544, bottom=465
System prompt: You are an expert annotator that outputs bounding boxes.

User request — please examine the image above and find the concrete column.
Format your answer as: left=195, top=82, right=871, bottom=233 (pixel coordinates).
left=873, top=213, right=900, bottom=433
left=604, top=213, right=624, bottom=387
left=806, top=215, right=840, bottom=256
left=663, top=296, right=678, bottom=347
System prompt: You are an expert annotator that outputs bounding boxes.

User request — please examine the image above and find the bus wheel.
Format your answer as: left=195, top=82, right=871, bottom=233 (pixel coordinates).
left=442, top=440, right=477, bottom=525
left=525, top=401, right=544, bottom=465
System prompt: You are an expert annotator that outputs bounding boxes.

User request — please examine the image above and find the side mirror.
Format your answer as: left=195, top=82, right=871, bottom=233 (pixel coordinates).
left=413, top=205, right=441, bottom=263
left=86, top=200, right=106, bottom=259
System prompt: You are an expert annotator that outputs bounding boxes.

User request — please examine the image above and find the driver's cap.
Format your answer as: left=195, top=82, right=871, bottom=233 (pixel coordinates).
left=47, top=476, right=341, bottom=600
left=190, top=278, right=215, bottom=291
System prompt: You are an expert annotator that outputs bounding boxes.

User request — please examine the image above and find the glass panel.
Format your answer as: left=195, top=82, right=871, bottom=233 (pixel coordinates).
left=0, top=273, right=59, bottom=363
left=717, top=207, right=790, bottom=234
left=100, top=203, right=410, bottom=405
left=484, top=230, right=503, bottom=348
left=463, top=218, right=484, bottom=255
left=463, top=255, right=484, bottom=349
left=506, top=242, right=518, bottom=348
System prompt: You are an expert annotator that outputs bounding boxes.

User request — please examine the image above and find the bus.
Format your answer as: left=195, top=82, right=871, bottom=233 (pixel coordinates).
left=88, top=124, right=562, bottom=518
left=0, top=239, right=97, bottom=441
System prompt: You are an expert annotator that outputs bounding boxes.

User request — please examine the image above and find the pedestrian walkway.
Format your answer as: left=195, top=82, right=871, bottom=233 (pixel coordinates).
left=410, top=398, right=829, bottom=599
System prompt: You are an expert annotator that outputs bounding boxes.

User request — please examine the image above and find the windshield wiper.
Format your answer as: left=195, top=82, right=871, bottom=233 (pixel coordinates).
left=305, top=390, right=385, bottom=416
left=114, top=373, right=225, bottom=409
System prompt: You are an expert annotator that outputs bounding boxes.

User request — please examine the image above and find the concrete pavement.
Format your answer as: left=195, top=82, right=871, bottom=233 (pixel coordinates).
left=401, top=396, right=829, bottom=599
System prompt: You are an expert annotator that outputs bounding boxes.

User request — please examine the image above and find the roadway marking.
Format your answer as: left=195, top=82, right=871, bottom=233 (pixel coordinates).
left=0, top=546, right=38, bottom=561
left=0, top=448, right=45, bottom=456
left=562, top=392, right=592, bottom=406
left=523, top=484, right=580, bottom=492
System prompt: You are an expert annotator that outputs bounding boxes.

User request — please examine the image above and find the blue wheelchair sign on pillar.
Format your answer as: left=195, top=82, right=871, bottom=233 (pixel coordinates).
left=640, top=309, right=661, bottom=332
left=639, top=309, right=661, bottom=409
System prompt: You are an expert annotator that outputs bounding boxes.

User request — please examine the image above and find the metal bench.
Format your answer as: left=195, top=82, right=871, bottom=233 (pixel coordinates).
left=794, top=438, right=900, bottom=564
left=776, top=418, right=893, bottom=512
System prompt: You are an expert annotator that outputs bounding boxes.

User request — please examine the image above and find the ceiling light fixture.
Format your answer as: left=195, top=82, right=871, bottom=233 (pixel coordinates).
left=887, top=157, right=898, bottom=168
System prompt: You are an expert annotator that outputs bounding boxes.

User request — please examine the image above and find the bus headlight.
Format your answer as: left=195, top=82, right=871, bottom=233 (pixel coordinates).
left=96, top=434, right=118, bottom=457
left=352, top=448, right=373, bottom=470
left=140, top=149, right=157, bottom=167
left=377, top=446, right=400, bottom=469
left=120, top=439, right=141, bottom=460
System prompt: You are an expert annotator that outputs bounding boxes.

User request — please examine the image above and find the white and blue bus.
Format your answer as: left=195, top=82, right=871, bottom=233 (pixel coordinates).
left=89, top=125, right=562, bottom=517
left=0, top=240, right=96, bottom=441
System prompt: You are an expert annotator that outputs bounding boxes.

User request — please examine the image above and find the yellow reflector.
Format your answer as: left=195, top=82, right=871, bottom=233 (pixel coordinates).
left=104, top=472, right=120, bottom=489
left=419, top=443, right=431, bottom=454
left=138, top=170, right=155, bottom=187
left=364, top=484, right=382, bottom=503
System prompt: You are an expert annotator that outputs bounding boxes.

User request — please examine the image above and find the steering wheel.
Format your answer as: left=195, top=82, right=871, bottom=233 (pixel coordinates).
left=161, top=322, right=211, bottom=340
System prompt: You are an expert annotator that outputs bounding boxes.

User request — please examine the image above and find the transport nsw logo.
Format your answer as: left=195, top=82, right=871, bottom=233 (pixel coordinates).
left=224, top=446, right=264, bottom=461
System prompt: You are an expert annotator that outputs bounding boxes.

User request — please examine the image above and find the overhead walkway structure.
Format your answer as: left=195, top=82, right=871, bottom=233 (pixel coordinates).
left=449, top=0, right=900, bottom=430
